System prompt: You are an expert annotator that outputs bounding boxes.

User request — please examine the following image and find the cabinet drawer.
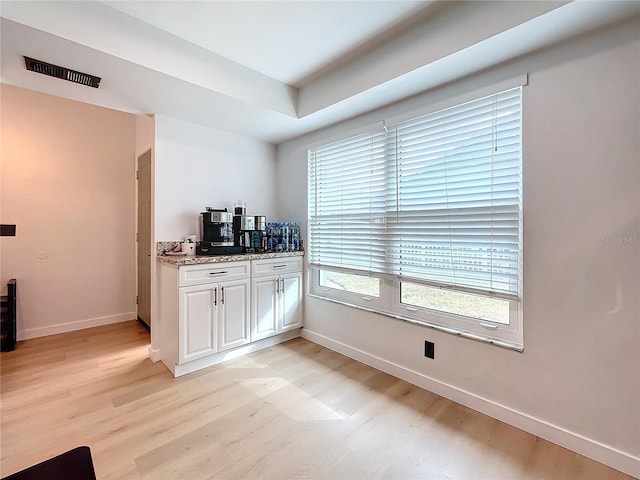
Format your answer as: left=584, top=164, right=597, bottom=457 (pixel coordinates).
left=179, top=261, right=250, bottom=287
left=252, top=257, right=302, bottom=277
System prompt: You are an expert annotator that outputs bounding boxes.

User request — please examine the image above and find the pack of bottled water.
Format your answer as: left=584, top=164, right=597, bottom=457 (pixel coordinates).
left=266, top=222, right=301, bottom=252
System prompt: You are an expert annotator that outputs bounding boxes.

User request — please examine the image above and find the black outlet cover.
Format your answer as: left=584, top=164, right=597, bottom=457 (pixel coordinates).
left=424, top=341, right=435, bottom=359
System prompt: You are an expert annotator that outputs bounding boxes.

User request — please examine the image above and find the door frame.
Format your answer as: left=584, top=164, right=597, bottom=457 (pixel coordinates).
left=136, top=149, right=152, bottom=330
left=135, top=145, right=160, bottom=361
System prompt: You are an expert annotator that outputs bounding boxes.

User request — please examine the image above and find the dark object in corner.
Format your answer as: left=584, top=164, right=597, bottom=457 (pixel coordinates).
left=0, top=224, right=16, bottom=236
left=0, top=446, right=96, bottom=480
left=1, top=279, right=16, bottom=352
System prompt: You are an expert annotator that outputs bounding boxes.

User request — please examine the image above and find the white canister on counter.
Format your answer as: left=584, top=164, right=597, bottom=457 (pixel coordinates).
left=181, top=242, right=196, bottom=256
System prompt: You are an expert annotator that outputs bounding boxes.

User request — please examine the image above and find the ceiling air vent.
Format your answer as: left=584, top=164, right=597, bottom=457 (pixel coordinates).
left=24, top=56, right=101, bottom=88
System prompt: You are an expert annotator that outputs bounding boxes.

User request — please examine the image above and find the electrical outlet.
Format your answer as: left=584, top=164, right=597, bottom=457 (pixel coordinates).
left=424, top=341, right=435, bottom=359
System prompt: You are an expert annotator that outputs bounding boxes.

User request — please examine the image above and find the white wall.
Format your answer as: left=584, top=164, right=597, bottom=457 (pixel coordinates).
left=154, top=116, right=278, bottom=242
left=276, top=18, right=640, bottom=476
left=150, top=116, right=278, bottom=357
left=0, top=84, right=137, bottom=339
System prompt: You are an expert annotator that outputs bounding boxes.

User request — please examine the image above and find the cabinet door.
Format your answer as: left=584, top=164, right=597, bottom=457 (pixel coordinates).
left=178, top=284, right=216, bottom=364
left=280, top=272, right=303, bottom=332
left=251, top=277, right=278, bottom=341
left=218, top=279, right=250, bottom=352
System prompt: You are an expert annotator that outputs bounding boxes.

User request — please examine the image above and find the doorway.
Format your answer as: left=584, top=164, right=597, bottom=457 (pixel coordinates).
left=137, top=149, right=152, bottom=329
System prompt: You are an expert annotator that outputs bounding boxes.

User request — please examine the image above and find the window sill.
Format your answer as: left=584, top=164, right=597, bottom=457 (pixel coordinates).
left=308, top=292, right=524, bottom=352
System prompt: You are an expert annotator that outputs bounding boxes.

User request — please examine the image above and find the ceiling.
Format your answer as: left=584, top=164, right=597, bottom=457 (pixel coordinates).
left=103, top=0, right=430, bottom=87
left=1, top=1, right=640, bottom=144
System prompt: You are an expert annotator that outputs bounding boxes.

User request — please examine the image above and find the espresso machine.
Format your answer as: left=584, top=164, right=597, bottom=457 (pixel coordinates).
left=233, top=201, right=267, bottom=252
left=196, top=208, right=243, bottom=255
left=233, top=214, right=254, bottom=251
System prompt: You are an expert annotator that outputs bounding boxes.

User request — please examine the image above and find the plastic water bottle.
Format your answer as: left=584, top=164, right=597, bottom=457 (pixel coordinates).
left=292, top=223, right=300, bottom=251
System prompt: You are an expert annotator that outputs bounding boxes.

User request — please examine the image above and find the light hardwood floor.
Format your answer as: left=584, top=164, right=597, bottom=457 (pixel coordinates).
left=0, top=321, right=633, bottom=479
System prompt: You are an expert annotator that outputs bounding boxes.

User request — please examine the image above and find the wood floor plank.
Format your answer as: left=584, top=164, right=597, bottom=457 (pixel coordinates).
left=0, top=321, right=634, bottom=479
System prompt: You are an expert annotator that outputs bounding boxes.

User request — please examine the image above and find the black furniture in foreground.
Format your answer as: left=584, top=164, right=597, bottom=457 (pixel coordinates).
left=1, top=446, right=96, bottom=480
left=1, top=279, right=16, bottom=352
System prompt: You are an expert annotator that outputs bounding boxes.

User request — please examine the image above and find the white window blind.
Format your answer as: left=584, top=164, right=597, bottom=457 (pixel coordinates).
left=308, top=87, right=522, bottom=300
left=389, top=88, right=522, bottom=299
left=308, top=129, right=388, bottom=273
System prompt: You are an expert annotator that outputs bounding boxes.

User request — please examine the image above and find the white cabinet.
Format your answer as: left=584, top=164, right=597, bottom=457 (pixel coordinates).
left=176, top=262, right=250, bottom=364
left=251, top=257, right=303, bottom=342
left=252, top=276, right=278, bottom=339
left=179, top=284, right=216, bottom=363
left=281, top=274, right=303, bottom=331
left=158, top=254, right=303, bottom=377
left=217, top=279, right=250, bottom=351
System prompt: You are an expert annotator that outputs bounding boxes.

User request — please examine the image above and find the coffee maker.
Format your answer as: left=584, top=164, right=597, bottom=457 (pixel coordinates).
left=196, top=208, right=242, bottom=255
left=233, top=201, right=267, bottom=252
left=233, top=215, right=254, bottom=251
left=233, top=215, right=268, bottom=252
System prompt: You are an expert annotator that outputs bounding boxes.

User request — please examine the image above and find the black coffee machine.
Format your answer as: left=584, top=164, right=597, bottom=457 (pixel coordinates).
left=197, top=208, right=243, bottom=255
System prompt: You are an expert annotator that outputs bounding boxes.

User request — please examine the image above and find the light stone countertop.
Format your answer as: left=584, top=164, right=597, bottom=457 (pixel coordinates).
left=157, top=250, right=304, bottom=266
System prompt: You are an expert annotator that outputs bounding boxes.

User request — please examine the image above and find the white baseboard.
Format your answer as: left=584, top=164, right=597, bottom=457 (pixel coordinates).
left=18, top=312, right=136, bottom=340
left=301, top=329, right=640, bottom=479
left=148, top=346, right=161, bottom=362
left=167, top=329, right=301, bottom=377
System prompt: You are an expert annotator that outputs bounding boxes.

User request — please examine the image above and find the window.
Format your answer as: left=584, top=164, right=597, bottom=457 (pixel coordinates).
left=319, top=270, right=380, bottom=298
left=308, top=85, right=523, bottom=349
left=400, top=282, right=510, bottom=325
